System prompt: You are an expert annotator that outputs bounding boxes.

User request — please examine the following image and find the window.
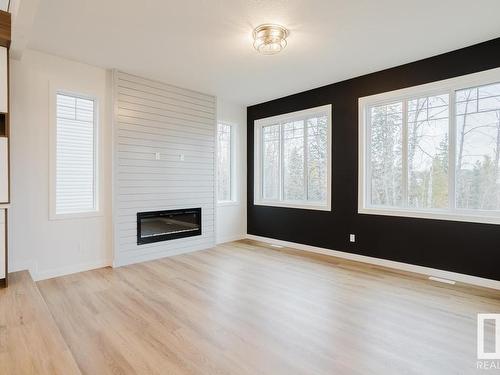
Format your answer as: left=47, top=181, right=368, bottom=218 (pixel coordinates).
left=359, top=68, right=500, bottom=224
left=254, top=105, right=332, bottom=210
left=52, top=92, right=98, bottom=217
left=217, top=123, right=234, bottom=203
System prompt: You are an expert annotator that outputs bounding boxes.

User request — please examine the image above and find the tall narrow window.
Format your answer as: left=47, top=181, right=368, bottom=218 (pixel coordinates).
left=254, top=105, right=332, bottom=211
left=359, top=69, right=500, bottom=224
left=217, top=123, right=233, bottom=202
left=55, top=93, right=97, bottom=215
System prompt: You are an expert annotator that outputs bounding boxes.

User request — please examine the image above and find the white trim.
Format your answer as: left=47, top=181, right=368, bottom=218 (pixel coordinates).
left=216, top=233, right=246, bottom=245
left=111, top=69, right=118, bottom=268
left=254, top=200, right=331, bottom=211
left=254, top=104, right=332, bottom=211
left=245, top=234, right=500, bottom=291
left=217, top=121, right=238, bottom=205
left=217, top=200, right=240, bottom=207
left=9, top=258, right=110, bottom=281
left=49, top=83, right=103, bottom=220
left=358, top=207, right=500, bottom=225
left=358, top=67, right=500, bottom=225
left=9, top=259, right=37, bottom=275
left=428, top=276, right=456, bottom=285
left=33, top=259, right=110, bottom=281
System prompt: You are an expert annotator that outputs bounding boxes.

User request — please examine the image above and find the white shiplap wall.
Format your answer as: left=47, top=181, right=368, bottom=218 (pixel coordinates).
left=113, top=71, right=216, bottom=266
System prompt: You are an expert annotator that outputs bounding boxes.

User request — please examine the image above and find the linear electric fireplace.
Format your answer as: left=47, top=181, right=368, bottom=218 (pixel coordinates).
left=137, top=208, right=202, bottom=245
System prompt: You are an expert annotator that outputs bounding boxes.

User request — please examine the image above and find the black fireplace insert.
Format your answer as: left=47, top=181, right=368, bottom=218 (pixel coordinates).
left=137, top=208, right=201, bottom=245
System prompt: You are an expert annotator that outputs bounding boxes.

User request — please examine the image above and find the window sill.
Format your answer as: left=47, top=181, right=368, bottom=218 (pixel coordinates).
left=255, top=200, right=331, bottom=212
left=358, top=207, right=500, bottom=225
left=217, top=200, right=240, bottom=207
left=49, top=210, right=103, bottom=221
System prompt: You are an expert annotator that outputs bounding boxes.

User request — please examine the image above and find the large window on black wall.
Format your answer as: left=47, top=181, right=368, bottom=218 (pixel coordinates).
left=254, top=105, right=332, bottom=211
left=359, top=68, right=500, bottom=224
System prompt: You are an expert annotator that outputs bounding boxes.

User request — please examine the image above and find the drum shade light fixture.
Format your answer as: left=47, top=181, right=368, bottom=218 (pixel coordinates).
left=253, top=24, right=289, bottom=55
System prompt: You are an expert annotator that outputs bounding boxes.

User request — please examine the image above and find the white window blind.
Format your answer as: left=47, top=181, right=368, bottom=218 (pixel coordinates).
left=217, top=123, right=232, bottom=202
left=55, top=93, right=97, bottom=215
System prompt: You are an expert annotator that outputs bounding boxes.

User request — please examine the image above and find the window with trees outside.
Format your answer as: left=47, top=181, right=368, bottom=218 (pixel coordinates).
left=254, top=105, right=332, bottom=211
left=217, top=123, right=233, bottom=202
left=359, top=69, right=500, bottom=224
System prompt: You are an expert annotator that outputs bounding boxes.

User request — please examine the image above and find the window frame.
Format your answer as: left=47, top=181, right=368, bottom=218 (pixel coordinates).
left=49, top=86, right=101, bottom=220
left=254, top=104, right=332, bottom=211
left=358, top=67, right=500, bottom=225
left=216, top=122, right=237, bottom=205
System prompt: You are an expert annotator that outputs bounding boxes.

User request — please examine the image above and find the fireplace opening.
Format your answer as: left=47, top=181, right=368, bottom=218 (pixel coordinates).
left=137, top=208, right=201, bottom=245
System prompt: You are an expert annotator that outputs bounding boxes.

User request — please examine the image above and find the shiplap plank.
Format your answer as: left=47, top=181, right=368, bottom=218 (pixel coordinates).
left=119, top=226, right=215, bottom=245
left=117, top=198, right=214, bottom=215
left=118, top=166, right=213, bottom=177
left=116, top=72, right=215, bottom=105
left=118, top=144, right=213, bottom=157
left=118, top=129, right=214, bottom=148
left=118, top=175, right=214, bottom=184
left=118, top=93, right=215, bottom=118
left=118, top=102, right=214, bottom=126
left=117, top=86, right=214, bottom=113
left=118, top=152, right=212, bottom=165
left=119, top=186, right=214, bottom=194
left=118, top=125, right=214, bottom=146
left=118, top=137, right=215, bottom=153
left=117, top=114, right=214, bottom=134
left=120, top=236, right=215, bottom=254
left=118, top=122, right=214, bottom=142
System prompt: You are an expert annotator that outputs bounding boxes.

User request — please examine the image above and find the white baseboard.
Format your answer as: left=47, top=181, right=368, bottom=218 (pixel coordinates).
left=9, top=259, right=38, bottom=276
left=216, top=234, right=246, bottom=245
left=245, top=234, right=500, bottom=291
left=10, top=258, right=111, bottom=281
left=33, top=259, right=111, bottom=281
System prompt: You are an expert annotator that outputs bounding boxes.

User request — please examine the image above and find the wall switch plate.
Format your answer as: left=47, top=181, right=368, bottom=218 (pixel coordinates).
left=180, top=154, right=185, bottom=161
left=349, top=234, right=356, bottom=243
left=155, top=152, right=161, bottom=160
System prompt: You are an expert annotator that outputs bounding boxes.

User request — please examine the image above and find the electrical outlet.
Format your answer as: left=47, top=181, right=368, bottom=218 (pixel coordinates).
left=180, top=154, right=185, bottom=161
left=155, top=152, right=161, bottom=160
left=349, top=234, right=356, bottom=243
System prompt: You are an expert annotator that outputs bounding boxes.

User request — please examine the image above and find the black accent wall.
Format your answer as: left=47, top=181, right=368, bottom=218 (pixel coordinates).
left=247, top=37, right=500, bottom=281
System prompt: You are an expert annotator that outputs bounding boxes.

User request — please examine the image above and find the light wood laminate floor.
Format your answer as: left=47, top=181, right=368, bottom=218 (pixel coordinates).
left=5, top=240, right=500, bottom=374
left=0, top=272, right=81, bottom=375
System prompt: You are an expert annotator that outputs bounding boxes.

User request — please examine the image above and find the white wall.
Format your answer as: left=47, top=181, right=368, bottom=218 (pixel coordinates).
left=113, top=71, right=216, bottom=266
left=216, top=99, right=247, bottom=244
left=9, top=50, right=112, bottom=280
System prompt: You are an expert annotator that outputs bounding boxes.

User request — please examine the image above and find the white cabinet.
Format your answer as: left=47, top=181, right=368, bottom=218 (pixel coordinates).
left=0, top=137, right=7, bottom=203
left=0, top=210, right=5, bottom=279
left=0, top=47, right=6, bottom=114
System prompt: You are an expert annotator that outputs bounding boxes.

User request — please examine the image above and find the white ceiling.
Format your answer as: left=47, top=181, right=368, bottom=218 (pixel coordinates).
left=23, top=0, right=500, bottom=105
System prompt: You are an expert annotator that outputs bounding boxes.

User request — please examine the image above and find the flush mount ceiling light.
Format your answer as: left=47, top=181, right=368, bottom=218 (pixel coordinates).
left=253, top=24, right=289, bottom=55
